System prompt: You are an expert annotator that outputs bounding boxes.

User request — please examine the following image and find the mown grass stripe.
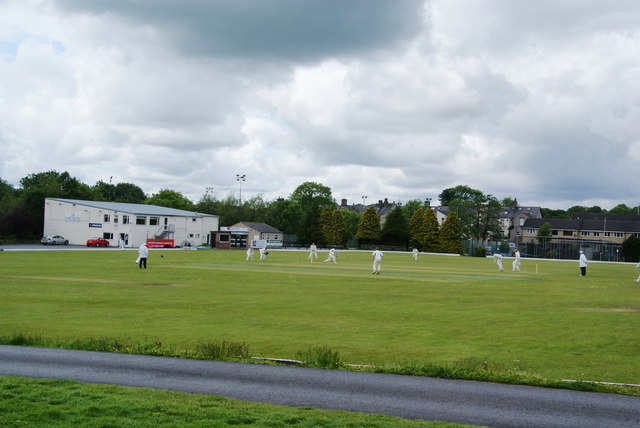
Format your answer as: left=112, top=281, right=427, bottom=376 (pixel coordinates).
left=176, top=262, right=541, bottom=281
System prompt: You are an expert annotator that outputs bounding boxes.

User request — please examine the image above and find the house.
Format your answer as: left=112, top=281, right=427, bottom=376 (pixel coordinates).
left=522, top=213, right=640, bottom=244
left=43, top=198, right=219, bottom=247
left=214, top=222, right=283, bottom=249
left=499, top=206, right=543, bottom=241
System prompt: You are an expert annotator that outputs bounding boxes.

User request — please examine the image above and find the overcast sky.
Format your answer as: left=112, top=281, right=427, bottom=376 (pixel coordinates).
left=1, top=0, right=639, bottom=210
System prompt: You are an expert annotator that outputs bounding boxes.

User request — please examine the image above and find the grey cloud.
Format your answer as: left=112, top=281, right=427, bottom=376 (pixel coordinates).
left=54, top=0, right=425, bottom=61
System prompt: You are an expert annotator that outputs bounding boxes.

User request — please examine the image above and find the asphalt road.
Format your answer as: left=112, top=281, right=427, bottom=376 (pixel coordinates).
left=1, top=346, right=639, bottom=427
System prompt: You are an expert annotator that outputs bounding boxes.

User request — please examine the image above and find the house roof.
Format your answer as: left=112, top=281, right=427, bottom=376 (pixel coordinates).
left=46, top=198, right=218, bottom=218
left=236, top=222, right=282, bottom=233
left=571, top=212, right=640, bottom=221
left=523, top=217, right=640, bottom=233
left=499, top=206, right=542, bottom=219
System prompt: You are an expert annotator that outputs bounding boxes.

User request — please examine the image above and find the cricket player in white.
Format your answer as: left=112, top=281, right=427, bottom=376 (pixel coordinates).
left=323, top=248, right=337, bottom=264
left=512, top=249, right=521, bottom=272
left=246, top=247, right=254, bottom=261
left=372, top=248, right=383, bottom=274
left=412, top=248, right=419, bottom=261
left=259, top=247, right=268, bottom=261
left=493, top=253, right=504, bottom=272
left=308, top=243, right=318, bottom=262
left=636, top=261, right=640, bottom=283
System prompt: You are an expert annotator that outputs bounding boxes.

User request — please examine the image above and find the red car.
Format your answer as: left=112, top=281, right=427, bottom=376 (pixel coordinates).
left=86, top=238, right=110, bottom=247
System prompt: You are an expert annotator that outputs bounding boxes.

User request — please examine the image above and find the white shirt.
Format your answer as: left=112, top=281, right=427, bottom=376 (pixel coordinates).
left=579, top=253, right=588, bottom=267
left=372, top=250, right=383, bottom=261
left=138, top=244, right=149, bottom=258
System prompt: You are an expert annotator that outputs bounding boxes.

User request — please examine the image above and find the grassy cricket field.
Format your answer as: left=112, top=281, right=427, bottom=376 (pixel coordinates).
left=1, top=247, right=639, bottom=384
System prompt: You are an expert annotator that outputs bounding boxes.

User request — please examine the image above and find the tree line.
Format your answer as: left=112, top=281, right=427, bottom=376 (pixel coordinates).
left=1, top=172, right=638, bottom=252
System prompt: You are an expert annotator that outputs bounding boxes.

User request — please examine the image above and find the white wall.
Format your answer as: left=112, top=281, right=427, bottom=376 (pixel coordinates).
left=43, top=199, right=219, bottom=247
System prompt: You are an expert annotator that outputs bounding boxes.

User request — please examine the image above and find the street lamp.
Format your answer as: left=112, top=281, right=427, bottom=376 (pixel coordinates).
left=425, top=197, right=432, bottom=208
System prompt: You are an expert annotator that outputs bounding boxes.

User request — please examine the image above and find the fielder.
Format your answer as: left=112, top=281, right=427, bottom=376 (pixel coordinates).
left=246, top=247, right=254, bottom=261
left=323, top=248, right=337, bottom=264
left=412, top=248, right=419, bottom=261
left=259, top=247, right=268, bottom=261
left=308, top=243, right=318, bottom=262
left=512, top=249, right=521, bottom=272
left=493, top=253, right=504, bottom=272
left=372, top=248, right=384, bottom=274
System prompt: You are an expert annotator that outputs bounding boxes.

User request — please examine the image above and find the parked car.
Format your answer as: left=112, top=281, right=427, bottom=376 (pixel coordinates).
left=41, top=235, right=69, bottom=245
left=86, top=237, right=110, bottom=247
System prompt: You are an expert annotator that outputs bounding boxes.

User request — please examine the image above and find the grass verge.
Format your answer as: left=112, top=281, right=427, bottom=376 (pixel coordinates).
left=2, top=333, right=638, bottom=396
left=0, top=376, right=468, bottom=427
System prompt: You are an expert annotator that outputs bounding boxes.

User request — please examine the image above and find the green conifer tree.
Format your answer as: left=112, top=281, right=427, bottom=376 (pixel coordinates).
left=408, top=207, right=427, bottom=249
left=331, top=209, right=346, bottom=246
left=424, top=208, right=440, bottom=252
left=438, top=211, right=464, bottom=254
left=356, top=206, right=381, bottom=246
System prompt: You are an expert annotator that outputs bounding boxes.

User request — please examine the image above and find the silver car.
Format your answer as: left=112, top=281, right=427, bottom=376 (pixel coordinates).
left=41, top=235, right=69, bottom=245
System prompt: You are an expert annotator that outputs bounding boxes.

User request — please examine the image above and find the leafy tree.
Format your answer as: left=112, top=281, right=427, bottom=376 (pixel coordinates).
left=401, top=199, right=424, bottom=223
left=501, top=197, right=518, bottom=207
left=381, top=206, right=408, bottom=247
left=537, top=222, right=552, bottom=238
left=195, top=190, right=218, bottom=215
left=340, top=208, right=360, bottom=246
left=290, top=182, right=335, bottom=245
left=145, top=189, right=195, bottom=211
left=0, top=178, right=18, bottom=218
left=19, top=171, right=93, bottom=201
left=440, top=185, right=499, bottom=240
left=91, top=180, right=116, bottom=201
left=19, top=171, right=63, bottom=190
left=476, top=195, right=503, bottom=241
left=214, top=194, right=242, bottom=226
left=242, top=195, right=269, bottom=223
left=298, top=207, right=323, bottom=245
left=113, top=183, right=146, bottom=203
left=438, top=185, right=483, bottom=206
left=18, top=170, right=93, bottom=237
left=290, top=182, right=335, bottom=213
left=423, top=208, right=440, bottom=252
left=609, top=204, right=633, bottom=214
left=622, top=235, right=640, bottom=262
left=0, top=207, right=37, bottom=240
left=566, top=206, right=588, bottom=216
left=265, top=198, right=301, bottom=235
left=541, top=208, right=568, bottom=218
left=356, top=206, right=381, bottom=245
left=0, top=178, right=16, bottom=201
left=438, top=211, right=464, bottom=254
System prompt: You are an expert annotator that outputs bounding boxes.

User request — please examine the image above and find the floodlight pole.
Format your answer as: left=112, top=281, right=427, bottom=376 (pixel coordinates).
left=236, top=174, right=246, bottom=221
